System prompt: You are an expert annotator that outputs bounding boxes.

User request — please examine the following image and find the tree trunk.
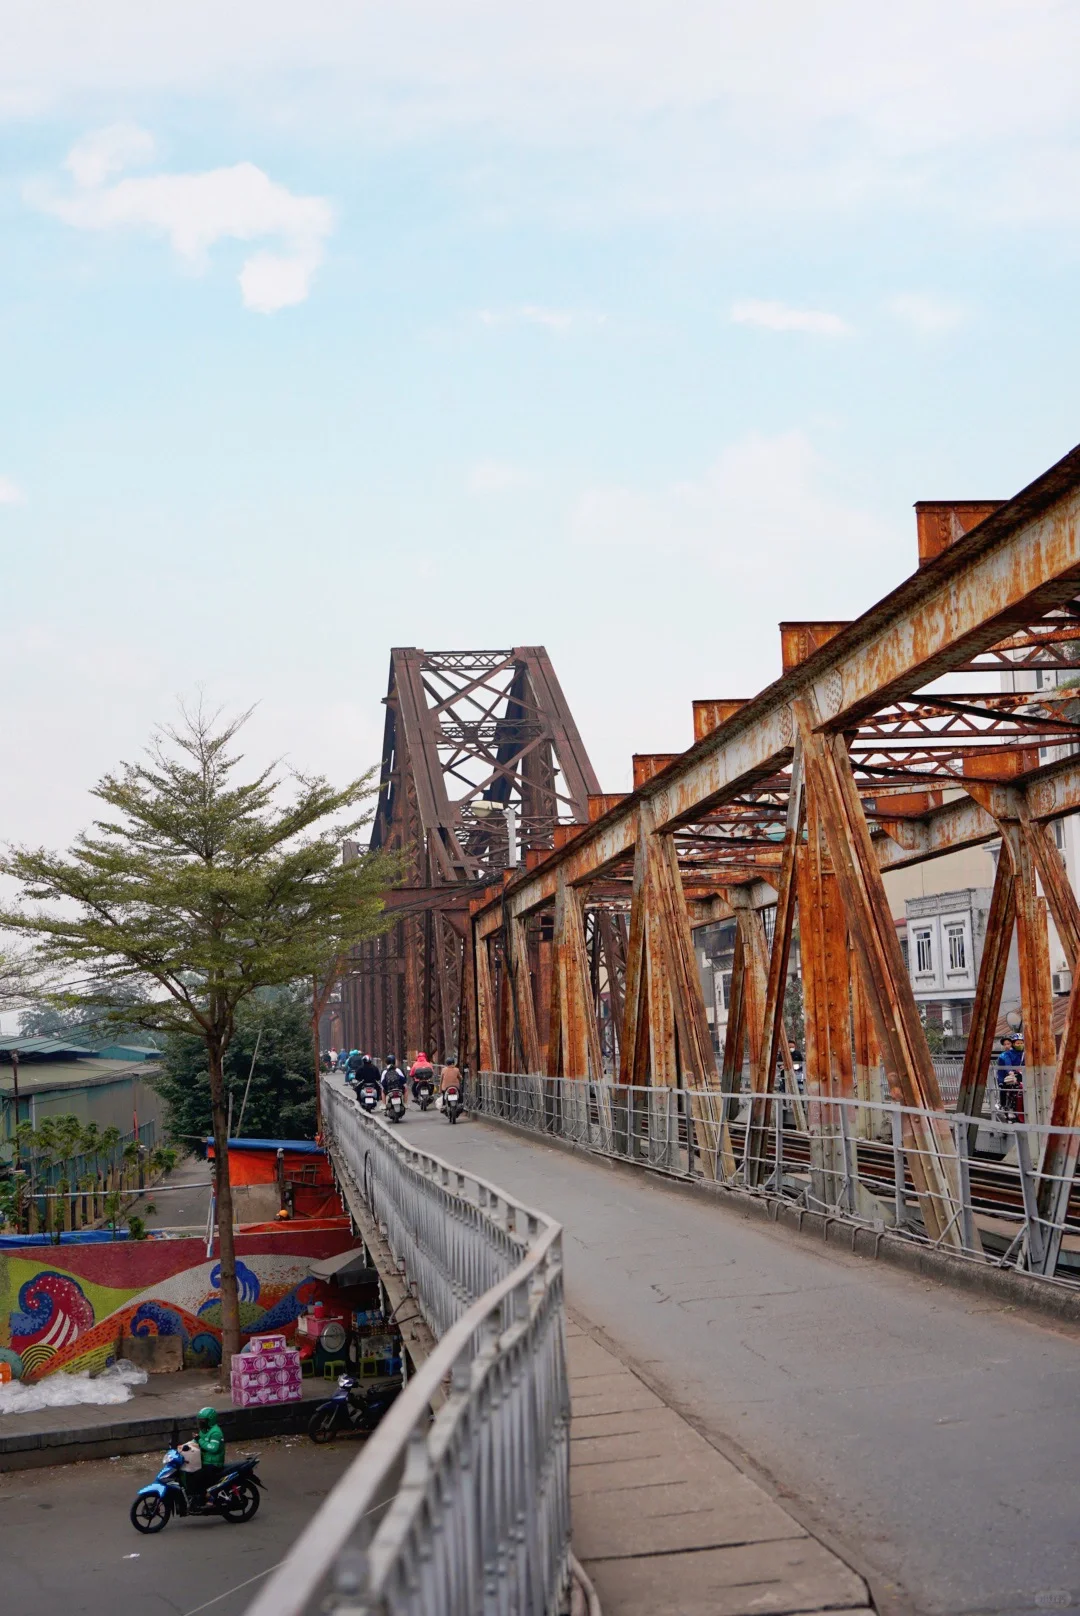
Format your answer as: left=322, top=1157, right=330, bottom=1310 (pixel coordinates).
left=208, top=1043, right=243, bottom=1374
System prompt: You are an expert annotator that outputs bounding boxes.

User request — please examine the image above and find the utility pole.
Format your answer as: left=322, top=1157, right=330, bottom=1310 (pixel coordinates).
left=11, top=1050, right=20, bottom=1169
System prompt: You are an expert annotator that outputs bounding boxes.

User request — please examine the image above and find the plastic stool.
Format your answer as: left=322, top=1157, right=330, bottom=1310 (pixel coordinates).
left=300, top=1358, right=315, bottom=1378
left=323, top=1359, right=346, bottom=1380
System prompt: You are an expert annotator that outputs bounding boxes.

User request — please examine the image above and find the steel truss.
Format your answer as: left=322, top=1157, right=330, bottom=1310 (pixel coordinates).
left=459, top=453, right=1080, bottom=1274
left=337, top=646, right=615, bottom=1066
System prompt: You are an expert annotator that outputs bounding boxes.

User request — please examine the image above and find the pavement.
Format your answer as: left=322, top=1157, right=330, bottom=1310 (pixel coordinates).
left=567, top=1321, right=869, bottom=1616
left=125, top=1153, right=214, bottom=1233
left=0, top=1435, right=358, bottom=1615
left=400, top=1105, right=1080, bottom=1616
left=0, top=1366, right=341, bottom=1470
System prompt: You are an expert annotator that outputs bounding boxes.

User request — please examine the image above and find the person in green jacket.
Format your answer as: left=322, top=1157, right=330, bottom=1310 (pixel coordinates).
left=188, top=1406, right=225, bottom=1503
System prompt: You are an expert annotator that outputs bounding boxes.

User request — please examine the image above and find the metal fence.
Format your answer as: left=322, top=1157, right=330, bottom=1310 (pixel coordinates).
left=247, top=1074, right=571, bottom=1616
left=472, top=1071, right=1080, bottom=1288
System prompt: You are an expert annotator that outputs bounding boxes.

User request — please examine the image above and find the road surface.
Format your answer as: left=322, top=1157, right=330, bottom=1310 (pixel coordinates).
left=0, top=1436, right=356, bottom=1616
left=403, top=1105, right=1080, bottom=1616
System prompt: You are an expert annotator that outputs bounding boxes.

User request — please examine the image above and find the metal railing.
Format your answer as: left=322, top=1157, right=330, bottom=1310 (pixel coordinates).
left=247, top=1074, right=571, bottom=1616
left=472, top=1071, right=1080, bottom=1288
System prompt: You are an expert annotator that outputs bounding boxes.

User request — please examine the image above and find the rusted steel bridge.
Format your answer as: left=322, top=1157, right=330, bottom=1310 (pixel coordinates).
left=340, top=441, right=1080, bottom=1275
left=337, top=645, right=620, bottom=1063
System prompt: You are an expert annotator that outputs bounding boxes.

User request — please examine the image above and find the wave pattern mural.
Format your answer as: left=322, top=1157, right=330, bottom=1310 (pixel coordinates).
left=0, top=1226, right=352, bottom=1380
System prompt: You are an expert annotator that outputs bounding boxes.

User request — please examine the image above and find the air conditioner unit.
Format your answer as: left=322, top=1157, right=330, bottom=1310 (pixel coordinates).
left=1053, top=970, right=1072, bottom=995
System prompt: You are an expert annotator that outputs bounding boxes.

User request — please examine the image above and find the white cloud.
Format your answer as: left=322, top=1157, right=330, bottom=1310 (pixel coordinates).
left=731, top=300, right=850, bottom=336
left=34, top=127, right=334, bottom=312
left=468, top=459, right=528, bottom=493
left=478, top=305, right=602, bottom=333
left=571, top=431, right=899, bottom=609
left=0, top=477, right=26, bottom=506
left=65, top=123, right=156, bottom=188
left=6, top=5, right=1079, bottom=229
left=886, top=293, right=966, bottom=334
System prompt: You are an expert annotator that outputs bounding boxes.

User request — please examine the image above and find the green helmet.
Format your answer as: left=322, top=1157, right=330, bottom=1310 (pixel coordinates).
left=197, top=1406, right=218, bottom=1430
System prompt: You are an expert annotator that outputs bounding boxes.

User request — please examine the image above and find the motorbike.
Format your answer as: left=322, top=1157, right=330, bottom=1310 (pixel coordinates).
left=415, top=1077, right=435, bottom=1111
left=385, top=1089, right=406, bottom=1124
left=443, top=1084, right=463, bottom=1124
left=357, top=1081, right=381, bottom=1114
left=129, top=1436, right=264, bottom=1534
left=308, top=1373, right=403, bottom=1443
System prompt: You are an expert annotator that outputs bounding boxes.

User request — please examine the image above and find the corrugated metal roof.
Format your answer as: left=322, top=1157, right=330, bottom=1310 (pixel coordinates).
left=0, top=1035, right=96, bottom=1056
left=0, top=1056, right=161, bottom=1092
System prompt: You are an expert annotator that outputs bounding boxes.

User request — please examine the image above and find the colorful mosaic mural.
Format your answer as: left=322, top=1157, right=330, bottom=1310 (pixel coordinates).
left=0, top=1226, right=353, bottom=1380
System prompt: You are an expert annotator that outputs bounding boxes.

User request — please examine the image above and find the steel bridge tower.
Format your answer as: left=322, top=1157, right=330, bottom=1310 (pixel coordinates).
left=337, top=646, right=603, bottom=1064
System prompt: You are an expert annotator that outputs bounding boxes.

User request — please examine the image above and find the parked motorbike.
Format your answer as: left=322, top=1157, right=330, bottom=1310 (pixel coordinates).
left=415, top=1078, right=435, bottom=1111
left=443, top=1084, right=463, bottom=1124
left=357, top=1081, right=381, bottom=1114
left=386, top=1090, right=406, bottom=1124
left=129, top=1439, right=264, bottom=1533
left=308, top=1374, right=403, bottom=1443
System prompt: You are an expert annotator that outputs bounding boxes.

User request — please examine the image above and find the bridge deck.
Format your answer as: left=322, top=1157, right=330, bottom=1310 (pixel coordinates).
left=567, top=1320, right=869, bottom=1615
left=399, top=1106, right=1080, bottom=1616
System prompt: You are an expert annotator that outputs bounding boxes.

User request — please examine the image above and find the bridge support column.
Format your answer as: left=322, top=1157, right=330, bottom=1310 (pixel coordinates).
left=796, top=704, right=967, bottom=1250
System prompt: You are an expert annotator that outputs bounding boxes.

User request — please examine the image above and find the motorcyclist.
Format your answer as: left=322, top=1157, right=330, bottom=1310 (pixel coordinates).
left=356, top=1052, right=382, bottom=1090
left=996, top=1036, right=1024, bottom=1121
left=409, top=1051, right=435, bottom=1102
left=344, top=1049, right=363, bottom=1084
left=382, top=1056, right=407, bottom=1105
left=186, top=1406, right=225, bottom=1505
left=438, top=1055, right=463, bottom=1111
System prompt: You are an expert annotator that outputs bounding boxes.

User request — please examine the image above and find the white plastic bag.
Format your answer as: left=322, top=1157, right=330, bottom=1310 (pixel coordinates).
left=0, top=1358, right=148, bottom=1416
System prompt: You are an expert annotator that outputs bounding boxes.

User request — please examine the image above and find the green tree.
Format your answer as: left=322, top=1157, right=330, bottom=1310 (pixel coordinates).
left=0, top=706, right=395, bottom=1364
left=156, top=991, right=320, bottom=1142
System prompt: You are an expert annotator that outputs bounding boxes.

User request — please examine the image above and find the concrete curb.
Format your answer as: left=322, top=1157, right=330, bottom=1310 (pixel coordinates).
left=0, top=1396, right=318, bottom=1473
left=472, top=1111, right=1080, bottom=1332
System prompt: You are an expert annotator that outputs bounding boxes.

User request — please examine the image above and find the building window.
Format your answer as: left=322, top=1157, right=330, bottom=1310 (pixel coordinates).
left=946, top=923, right=966, bottom=974
left=1054, top=819, right=1067, bottom=853
left=914, top=928, right=934, bottom=975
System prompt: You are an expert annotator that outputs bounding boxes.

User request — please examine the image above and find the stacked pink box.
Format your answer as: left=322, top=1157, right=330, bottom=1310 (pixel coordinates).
left=230, top=1332, right=303, bottom=1408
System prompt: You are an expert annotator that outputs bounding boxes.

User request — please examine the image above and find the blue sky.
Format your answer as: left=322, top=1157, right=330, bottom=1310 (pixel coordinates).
left=4, top=2, right=1080, bottom=846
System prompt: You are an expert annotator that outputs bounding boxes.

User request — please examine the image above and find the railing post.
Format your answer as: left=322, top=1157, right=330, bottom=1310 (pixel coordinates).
left=951, top=1116, right=977, bottom=1254
left=1015, top=1126, right=1048, bottom=1271
left=838, top=1099, right=856, bottom=1214
left=890, top=1106, right=907, bottom=1227
left=772, top=1092, right=784, bottom=1193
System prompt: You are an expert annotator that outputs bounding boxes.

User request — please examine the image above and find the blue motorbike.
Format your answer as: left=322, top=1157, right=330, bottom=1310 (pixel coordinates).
left=308, top=1373, right=402, bottom=1443
left=129, top=1436, right=264, bottom=1533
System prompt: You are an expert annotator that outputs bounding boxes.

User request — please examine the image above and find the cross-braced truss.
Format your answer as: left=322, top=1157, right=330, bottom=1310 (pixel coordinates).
left=458, top=464, right=1080, bottom=1276
left=337, top=646, right=614, bottom=1065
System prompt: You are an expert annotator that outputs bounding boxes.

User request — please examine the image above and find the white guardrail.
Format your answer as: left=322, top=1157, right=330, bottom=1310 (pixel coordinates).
left=472, top=1070, right=1080, bottom=1288
left=246, top=1074, right=571, bottom=1616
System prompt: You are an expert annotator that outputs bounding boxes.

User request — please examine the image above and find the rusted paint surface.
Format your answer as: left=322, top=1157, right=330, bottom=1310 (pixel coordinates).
left=1000, top=823, right=1057, bottom=1130
left=632, top=754, right=681, bottom=789
left=693, top=699, right=750, bottom=741
left=779, top=621, right=852, bottom=673
left=956, top=854, right=1014, bottom=1136
left=914, top=501, right=1004, bottom=568
left=796, top=704, right=966, bottom=1248
left=744, top=743, right=803, bottom=1184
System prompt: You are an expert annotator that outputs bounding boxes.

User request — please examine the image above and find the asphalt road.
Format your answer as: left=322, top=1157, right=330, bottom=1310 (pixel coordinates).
left=403, top=1106, right=1080, bottom=1616
left=0, top=1437, right=357, bottom=1616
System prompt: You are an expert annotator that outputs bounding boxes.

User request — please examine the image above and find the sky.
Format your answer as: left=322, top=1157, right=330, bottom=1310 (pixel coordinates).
left=4, top=1, right=1080, bottom=848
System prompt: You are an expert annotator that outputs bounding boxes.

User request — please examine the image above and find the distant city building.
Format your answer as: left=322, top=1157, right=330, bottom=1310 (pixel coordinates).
left=901, top=888, right=995, bottom=1039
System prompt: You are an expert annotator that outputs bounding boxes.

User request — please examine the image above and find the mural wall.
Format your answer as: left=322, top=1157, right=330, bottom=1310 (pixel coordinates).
left=0, top=1224, right=354, bottom=1381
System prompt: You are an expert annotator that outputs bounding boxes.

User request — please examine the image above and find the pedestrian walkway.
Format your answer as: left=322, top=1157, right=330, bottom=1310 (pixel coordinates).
left=567, top=1320, right=869, bottom=1616
left=403, top=1107, right=1080, bottom=1615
